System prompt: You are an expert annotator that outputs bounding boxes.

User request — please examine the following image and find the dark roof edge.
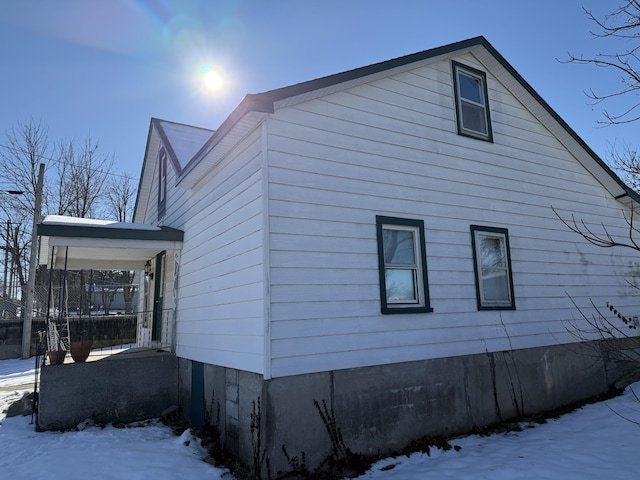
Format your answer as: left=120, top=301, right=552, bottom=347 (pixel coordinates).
left=154, top=119, right=186, bottom=176
left=37, top=222, right=184, bottom=242
left=479, top=41, right=640, bottom=205
left=132, top=119, right=156, bottom=222
left=252, top=36, right=487, bottom=104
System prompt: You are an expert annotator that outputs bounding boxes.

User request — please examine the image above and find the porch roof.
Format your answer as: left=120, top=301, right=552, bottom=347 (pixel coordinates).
left=37, top=215, right=184, bottom=270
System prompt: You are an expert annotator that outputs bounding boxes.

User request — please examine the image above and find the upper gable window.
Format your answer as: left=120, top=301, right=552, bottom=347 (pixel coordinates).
left=376, top=216, right=433, bottom=314
left=453, top=61, right=493, bottom=142
left=158, top=147, right=167, bottom=220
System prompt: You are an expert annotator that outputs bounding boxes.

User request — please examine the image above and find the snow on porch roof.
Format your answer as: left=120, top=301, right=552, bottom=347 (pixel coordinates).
left=37, top=215, right=184, bottom=270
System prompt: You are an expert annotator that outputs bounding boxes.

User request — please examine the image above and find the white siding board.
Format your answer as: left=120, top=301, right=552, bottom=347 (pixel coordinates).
left=180, top=332, right=263, bottom=354
left=266, top=152, right=605, bottom=212
left=179, top=301, right=263, bottom=322
left=173, top=127, right=266, bottom=373
left=266, top=126, right=598, bottom=202
left=176, top=344, right=263, bottom=372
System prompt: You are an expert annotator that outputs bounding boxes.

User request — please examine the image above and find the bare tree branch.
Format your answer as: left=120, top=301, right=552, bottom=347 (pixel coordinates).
left=552, top=205, right=640, bottom=251
left=563, top=1, right=640, bottom=125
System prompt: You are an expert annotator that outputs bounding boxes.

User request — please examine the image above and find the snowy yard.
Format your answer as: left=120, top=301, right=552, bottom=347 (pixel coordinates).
left=2, top=356, right=640, bottom=479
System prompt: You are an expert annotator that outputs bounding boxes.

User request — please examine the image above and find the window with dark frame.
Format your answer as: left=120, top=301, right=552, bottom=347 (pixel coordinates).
left=470, top=225, right=515, bottom=310
left=452, top=61, right=493, bottom=142
left=376, top=216, right=433, bottom=314
left=158, top=147, right=167, bottom=220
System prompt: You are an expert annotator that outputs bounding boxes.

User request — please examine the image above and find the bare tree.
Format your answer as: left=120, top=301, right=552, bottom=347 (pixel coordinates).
left=106, top=171, right=136, bottom=223
left=553, top=205, right=640, bottom=389
left=0, top=119, right=116, bottom=308
left=66, top=137, right=114, bottom=218
left=607, top=142, right=640, bottom=191
left=566, top=1, right=640, bottom=125
left=552, top=205, right=640, bottom=252
left=0, top=119, right=49, bottom=305
left=103, top=171, right=138, bottom=313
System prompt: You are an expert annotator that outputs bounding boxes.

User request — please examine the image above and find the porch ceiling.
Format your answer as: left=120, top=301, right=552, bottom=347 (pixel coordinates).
left=37, top=215, right=183, bottom=270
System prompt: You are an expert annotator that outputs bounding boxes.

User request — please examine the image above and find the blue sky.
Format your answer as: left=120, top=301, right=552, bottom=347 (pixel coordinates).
left=0, top=0, right=634, bottom=182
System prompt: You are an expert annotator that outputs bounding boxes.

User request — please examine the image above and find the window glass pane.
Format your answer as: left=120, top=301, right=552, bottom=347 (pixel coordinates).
left=459, top=73, right=482, bottom=104
left=481, top=268, right=510, bottom=302
left=385, top=269, right=417, bottom=302
left=383, top=229, right=416, bottom=265
left=480, top=236, right=505, bottom=268
left=461, top=102, right=487, bottom=134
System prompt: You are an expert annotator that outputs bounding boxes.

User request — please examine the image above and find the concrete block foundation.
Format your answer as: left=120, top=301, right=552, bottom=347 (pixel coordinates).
left=178, top=339, right=638, bottom=474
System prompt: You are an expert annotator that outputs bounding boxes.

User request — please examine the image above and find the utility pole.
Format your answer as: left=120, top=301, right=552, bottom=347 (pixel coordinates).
left=1, top=220, right=7, bottom=320
left=2, top=221, right=8, bottom=296
left=22, top=163, right=45, bottom=359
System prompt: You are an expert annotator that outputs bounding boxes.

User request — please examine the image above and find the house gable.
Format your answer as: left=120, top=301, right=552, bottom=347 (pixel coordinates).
left=174, top=36, right=639, bottom=209
left=133, top=118, right=213, bottom=223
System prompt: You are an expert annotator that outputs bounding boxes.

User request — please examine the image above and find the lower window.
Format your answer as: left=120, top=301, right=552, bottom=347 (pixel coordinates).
left=470, top=225, right=515, bottom=310
left=376, top=216, right=433, bottom=314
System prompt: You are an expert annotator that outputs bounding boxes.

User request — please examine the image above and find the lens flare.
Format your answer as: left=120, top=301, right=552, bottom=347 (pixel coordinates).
left=200, top=64, right=223, bottom=92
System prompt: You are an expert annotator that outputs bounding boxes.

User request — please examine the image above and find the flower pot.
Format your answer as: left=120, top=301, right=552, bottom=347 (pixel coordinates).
left=48, top=350, right=67, bottom=365
left=70, top=341, right=93, bottom=363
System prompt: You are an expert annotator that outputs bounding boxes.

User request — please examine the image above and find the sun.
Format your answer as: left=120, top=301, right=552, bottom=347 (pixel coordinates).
left=200, top=64, right=224, bottom=92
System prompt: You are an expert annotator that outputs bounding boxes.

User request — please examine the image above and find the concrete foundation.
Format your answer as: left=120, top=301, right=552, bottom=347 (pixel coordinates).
left=35, top=337, right=637, bottom=471
left=38, top=349, right=178, bottom=430
left=178, top=338, right=639, bottom=474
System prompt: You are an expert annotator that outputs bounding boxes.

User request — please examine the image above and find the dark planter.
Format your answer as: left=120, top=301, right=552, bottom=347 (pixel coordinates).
left=70, top=341, right=93, bottom=363
left=48, top=350, right=67, bottom=365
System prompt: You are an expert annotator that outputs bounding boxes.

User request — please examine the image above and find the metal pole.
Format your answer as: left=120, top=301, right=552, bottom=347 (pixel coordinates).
left=22, top=163, right=45, bottom=359
left=2, top=220, right=8, bottom=320
left=2, top=220, right=8, bottom=299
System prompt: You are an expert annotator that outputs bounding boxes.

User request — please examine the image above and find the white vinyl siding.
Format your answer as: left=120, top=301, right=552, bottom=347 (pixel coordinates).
left=174, top=128, right=265, bottom=373
left=265, top=53, right=640, bottom=377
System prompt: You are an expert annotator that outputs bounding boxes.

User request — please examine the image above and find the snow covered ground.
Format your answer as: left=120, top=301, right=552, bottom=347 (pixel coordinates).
left=2, top=356, right=640, bottom=479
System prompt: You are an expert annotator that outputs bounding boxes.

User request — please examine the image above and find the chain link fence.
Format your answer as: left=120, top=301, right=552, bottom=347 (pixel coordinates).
left=33, top=270, right=140, bottom=354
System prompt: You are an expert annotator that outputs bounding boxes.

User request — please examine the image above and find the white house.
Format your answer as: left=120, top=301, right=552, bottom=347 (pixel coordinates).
left=39, top=36, right=640, bottom=472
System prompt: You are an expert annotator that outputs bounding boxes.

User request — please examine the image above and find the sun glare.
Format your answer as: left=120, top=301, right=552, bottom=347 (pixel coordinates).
left=200, top=64, right=224, bottom=92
